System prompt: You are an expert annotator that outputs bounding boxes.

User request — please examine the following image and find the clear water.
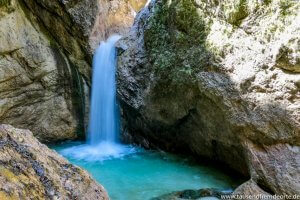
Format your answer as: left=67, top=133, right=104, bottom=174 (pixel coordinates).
left=88, top=35, right=121, bottom=144
left=52, top=142, right=241, bottom=200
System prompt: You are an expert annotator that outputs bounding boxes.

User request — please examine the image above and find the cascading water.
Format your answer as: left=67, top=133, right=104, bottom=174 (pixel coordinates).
left=88, top=35, right=121, bottom=145
left=60, top=35, right=135, bottom=161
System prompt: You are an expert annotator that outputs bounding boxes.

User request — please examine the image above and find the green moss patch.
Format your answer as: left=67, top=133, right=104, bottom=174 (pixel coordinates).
left=144, top=0, right=214, bottom=83
left=0, top=0, right=10, bottom=7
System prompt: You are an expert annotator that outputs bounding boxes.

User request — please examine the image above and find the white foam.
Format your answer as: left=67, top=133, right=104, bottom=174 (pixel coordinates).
left=60, top=142, right=137, bottom=162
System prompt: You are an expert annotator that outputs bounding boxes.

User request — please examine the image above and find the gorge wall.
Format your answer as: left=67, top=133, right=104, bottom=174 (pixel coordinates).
left=0, top=0, right=299, bottom=197
left=117, top=0, right=300, bottom=195
left=0, top=0, right=144, bottom=142
left=0, top=0, right=93, bottom=142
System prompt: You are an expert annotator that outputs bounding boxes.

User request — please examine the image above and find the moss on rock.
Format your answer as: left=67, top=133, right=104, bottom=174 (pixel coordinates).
left=144, top=0, right=213, bottom=83
left=0, top=0, right=10, bottom=7
left=224, top=0, right=248, bottom=25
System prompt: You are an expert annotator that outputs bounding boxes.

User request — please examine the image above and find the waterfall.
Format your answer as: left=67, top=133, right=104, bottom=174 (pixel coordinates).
left=60, top=35, right=135, bottom=161
left=88, top=35, right=121, bottom=145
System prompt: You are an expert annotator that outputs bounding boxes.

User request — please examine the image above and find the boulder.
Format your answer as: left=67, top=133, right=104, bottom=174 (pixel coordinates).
left=232, top=180, right=271, bottom=199
left=0, top=124, right=109, bottom=199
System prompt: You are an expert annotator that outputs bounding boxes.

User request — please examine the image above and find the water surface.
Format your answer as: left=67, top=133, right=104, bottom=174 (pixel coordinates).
left=52, top=142, right=241, bottom=200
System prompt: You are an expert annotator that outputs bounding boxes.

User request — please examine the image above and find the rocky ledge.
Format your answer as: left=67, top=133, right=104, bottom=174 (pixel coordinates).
left=0, top=124, right=108, bottom=199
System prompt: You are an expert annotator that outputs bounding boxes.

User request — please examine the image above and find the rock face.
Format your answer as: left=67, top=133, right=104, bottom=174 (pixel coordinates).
left=0, top=0, right=145, bottom=142
left=0, top=0, right=95, bottom=142
left=117, top=0, right=300, bottom=195
left=232, top=180, right=271, bottom=198
left=0, top=124, right=109, bottom=199
left=90, top=0, right=148, bottom=51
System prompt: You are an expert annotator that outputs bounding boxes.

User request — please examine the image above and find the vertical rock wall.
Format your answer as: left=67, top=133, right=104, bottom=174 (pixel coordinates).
left=0, top=0, right=86, bottom=142
left=117, top=0, right=300, bottom=195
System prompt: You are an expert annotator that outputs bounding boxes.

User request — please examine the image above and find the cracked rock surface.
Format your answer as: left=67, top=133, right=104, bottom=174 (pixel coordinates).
left=0, top=124, right=108, bottom=200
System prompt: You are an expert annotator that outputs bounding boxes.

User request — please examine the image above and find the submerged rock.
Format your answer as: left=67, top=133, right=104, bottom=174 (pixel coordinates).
left=117, top=0, right=300, bottom=195
left=151, top=188, right=232, bottom=200
left=0, top=124, right=109, bottom=200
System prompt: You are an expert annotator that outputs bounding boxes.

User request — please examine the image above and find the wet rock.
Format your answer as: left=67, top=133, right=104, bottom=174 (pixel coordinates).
left=0, top=124, right=108, bottom=200
left=151, top=188, right=232, bottom=200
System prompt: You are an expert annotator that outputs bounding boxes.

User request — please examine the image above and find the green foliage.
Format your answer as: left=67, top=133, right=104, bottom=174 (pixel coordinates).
left=225, top=0, right=248, bottom=26
left=279, top=0, right=294, bottom=16
left=263, top=0, right=272, bottom=5
left=144, top=0, right=212, bottom=83
left=0, top=0, right=10, bottom=7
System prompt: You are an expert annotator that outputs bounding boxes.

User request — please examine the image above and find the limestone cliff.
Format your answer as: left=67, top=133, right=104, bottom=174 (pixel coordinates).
left=0, top=0, right=86, bottom=142
left=0, top=124, right=109, bottom=199
left=117, top=0, right=300, bottom=195
left=0, top=0, right=144, bottom=142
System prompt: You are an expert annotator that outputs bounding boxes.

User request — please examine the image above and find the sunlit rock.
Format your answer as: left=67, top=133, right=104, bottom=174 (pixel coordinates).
left=0, top=124, right=108, bottom=200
